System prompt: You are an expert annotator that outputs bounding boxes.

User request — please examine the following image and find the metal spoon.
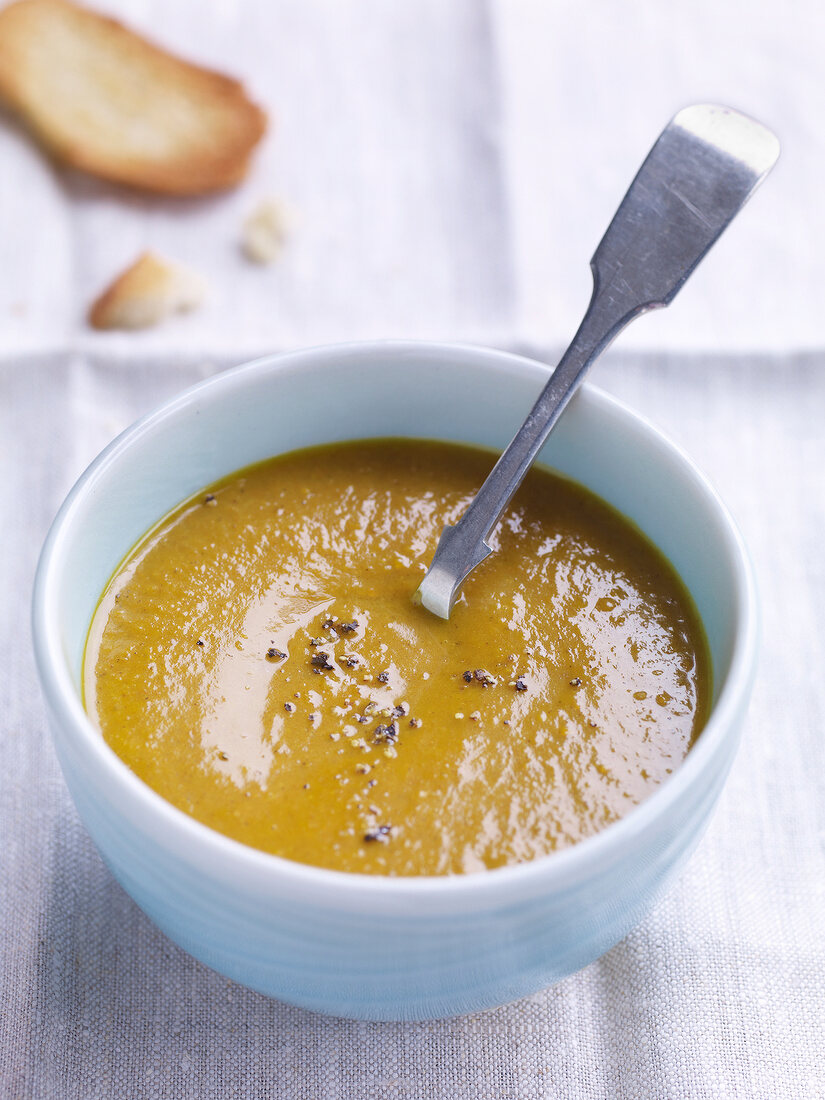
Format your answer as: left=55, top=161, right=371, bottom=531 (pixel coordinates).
left=415, top=103, right=779, bottom=619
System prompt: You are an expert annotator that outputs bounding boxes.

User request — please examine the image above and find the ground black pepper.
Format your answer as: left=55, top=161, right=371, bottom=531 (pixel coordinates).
left=463, top=669, right=496, bottom=686
left=373, top=722, right=399, bottom=744
left=323, top=618, right=359, bottom=636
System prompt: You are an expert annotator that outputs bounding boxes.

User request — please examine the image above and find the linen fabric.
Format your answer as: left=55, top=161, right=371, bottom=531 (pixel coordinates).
left=1, top=351, right=823, bottom=1098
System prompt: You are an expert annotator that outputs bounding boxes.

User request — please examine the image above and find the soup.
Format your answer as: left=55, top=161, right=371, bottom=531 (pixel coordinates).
left=84, top=439, right=709, bottom=875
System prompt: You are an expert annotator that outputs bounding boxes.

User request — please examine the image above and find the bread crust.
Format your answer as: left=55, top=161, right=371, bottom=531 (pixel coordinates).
left=0, top=0, right=267, bottom=194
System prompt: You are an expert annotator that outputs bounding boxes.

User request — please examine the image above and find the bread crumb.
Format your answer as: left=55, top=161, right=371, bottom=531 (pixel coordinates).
left=88, top=252, right=206, bottom=330
left=241, top=197, right=293, bottom=264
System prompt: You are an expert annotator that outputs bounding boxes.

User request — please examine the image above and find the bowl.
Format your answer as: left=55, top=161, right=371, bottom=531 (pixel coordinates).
left=32, top=341, right=757, bottom=1020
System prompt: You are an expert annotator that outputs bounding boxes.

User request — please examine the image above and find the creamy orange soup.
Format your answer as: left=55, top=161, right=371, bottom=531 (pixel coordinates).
left=85, top=439, right=709, bottom=875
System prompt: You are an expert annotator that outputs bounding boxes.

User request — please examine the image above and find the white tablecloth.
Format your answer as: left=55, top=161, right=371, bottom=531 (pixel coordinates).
left=1, top=2, right=824, bottom=1097
left=1, top=0, right=822, bottom=360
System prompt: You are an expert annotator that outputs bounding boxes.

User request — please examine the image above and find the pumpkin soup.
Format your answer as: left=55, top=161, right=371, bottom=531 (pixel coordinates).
left=84, top=439, right=709, bottom=875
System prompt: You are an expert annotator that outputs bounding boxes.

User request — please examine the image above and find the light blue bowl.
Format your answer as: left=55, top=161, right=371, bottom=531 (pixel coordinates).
left=32, top=342, right=757, bottom=1020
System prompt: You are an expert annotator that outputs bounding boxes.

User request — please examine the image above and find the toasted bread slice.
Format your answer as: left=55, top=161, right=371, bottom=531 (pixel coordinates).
left=89, top=251, right=206, bottom=329
left=0, top=0, right=266, bottom=194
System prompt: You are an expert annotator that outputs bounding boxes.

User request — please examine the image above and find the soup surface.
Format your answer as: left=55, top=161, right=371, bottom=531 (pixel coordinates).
left=85, top=439, right=709, bottom=875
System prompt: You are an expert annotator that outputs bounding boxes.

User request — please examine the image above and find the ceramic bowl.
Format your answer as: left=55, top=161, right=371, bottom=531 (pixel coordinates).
left=32, top=341, right=757, bottom=1020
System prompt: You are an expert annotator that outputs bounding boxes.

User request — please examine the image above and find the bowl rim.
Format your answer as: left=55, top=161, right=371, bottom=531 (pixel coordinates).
left=32, top=339, right=758, bottom=907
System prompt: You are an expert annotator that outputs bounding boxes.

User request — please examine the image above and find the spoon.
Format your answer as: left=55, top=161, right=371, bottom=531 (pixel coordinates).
left=415, top=103, right=779, bottom=619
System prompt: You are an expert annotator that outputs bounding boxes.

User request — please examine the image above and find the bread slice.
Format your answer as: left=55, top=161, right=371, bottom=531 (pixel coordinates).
left=0, top=0, right=267, bottom=194
left=88, top=252, right=206, bottom=329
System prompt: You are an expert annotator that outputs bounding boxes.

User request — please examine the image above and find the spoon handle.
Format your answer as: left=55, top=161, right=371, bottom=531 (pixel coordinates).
left=416, top=104, right=779, bottom=619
